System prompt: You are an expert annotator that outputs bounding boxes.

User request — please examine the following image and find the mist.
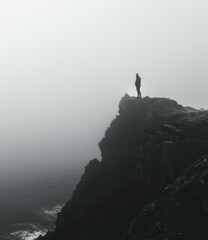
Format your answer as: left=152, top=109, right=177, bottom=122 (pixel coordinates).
left=0, top=0, right=207, bottom=176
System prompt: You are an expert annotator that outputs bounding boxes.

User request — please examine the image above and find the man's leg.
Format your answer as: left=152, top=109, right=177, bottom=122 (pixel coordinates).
left=136, top=87, right=140, bottom=98
left=137, top=88, right=141, bottom=98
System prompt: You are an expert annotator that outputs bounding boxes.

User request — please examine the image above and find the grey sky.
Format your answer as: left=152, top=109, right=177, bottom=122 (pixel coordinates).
left=0, top=0, right=207, bottom=173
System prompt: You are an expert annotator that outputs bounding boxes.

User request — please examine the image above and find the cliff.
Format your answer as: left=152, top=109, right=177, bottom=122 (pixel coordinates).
left=37, top=95, right=208, bottom=240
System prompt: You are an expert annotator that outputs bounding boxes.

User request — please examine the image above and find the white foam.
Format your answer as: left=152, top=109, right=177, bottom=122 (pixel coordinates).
left=43, top=205, right=62, bottom=217
left=9, top=205, right=62, bottom=240
left=11, top=229, right=47, bottom=240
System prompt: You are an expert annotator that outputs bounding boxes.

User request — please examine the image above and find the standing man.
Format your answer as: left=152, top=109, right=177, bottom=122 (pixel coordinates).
left=135, top=73, right=141, bottom=98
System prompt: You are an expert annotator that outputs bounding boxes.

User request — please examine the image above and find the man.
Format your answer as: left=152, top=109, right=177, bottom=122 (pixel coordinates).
left=135, top=73, right=141, bottom=98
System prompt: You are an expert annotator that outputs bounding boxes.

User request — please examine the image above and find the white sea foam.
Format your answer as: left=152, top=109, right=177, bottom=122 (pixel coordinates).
left=34, top=204, right=63, bottom=223
left=42, top=205, right=62, bottom=217
left=8, top=205, right=63, bottom=240
left=11, top=229, right=47, bottom=240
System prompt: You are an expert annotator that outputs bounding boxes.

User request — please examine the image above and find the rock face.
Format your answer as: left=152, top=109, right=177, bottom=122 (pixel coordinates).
left=128, top=154, right=208, bottom=240
left=37, top=95, right=208, bottom=240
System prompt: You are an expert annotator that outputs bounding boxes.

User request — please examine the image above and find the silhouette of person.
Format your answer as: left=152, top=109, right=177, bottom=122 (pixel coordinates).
left=135, top=73, right=141, bottom=98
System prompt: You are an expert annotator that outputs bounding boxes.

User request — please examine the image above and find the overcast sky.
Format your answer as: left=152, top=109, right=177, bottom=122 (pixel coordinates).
left=0, top=0, right=207, bottom=174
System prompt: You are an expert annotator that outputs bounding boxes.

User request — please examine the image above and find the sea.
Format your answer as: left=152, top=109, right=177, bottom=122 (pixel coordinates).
left=0, top=166, right=82, bottom=240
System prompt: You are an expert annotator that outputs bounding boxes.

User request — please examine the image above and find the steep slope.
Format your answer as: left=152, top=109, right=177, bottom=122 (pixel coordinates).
left=37, top=95, right=208, bottom=240
left=128, top=154, right=208, bottom=240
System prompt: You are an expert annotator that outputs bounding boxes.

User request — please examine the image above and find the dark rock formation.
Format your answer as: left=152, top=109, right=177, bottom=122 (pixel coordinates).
left=37, top=95, right=208, bottom=240
left=128, top=154, right=208, bottom=240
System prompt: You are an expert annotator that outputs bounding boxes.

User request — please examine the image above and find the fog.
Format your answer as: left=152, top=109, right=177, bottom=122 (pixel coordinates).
left=0, top=0, right=207, bottom=175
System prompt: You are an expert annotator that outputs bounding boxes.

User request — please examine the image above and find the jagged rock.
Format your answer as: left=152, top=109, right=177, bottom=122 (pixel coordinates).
left=37, top=95, right=208, bottom=240
left=128, top=155, right=208, bottom=240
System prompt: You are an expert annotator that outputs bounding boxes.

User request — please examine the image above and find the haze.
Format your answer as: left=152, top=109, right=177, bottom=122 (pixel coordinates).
left=0, top=0, right=207, bottom=176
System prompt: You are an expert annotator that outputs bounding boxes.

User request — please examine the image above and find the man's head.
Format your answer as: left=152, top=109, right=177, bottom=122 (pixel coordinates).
left=136, top=73, right=139, bottom=78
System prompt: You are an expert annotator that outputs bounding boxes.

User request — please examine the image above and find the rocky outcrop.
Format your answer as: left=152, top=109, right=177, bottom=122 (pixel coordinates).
left=128, top=154, right=208, bottom=240
left=37, top=95, right=208, bottom=240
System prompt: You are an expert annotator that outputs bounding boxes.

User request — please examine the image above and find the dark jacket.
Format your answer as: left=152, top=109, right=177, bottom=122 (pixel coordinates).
left=135, top=76, right=141, bottom=88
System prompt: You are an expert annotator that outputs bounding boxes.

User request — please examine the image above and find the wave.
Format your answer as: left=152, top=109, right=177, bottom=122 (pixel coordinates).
left=3, top=204, right=63, bottom=240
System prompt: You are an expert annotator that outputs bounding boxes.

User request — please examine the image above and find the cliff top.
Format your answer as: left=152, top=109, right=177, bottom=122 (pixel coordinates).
left=37, top=95, right=208, bottom=240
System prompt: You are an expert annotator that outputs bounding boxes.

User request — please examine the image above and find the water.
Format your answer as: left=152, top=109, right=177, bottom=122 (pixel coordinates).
left=0, top=166, right=82, bottom=240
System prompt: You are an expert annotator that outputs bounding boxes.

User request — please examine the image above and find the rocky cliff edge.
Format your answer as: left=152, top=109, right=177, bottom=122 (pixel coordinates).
left=37, top=95, right=208, bottom=240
